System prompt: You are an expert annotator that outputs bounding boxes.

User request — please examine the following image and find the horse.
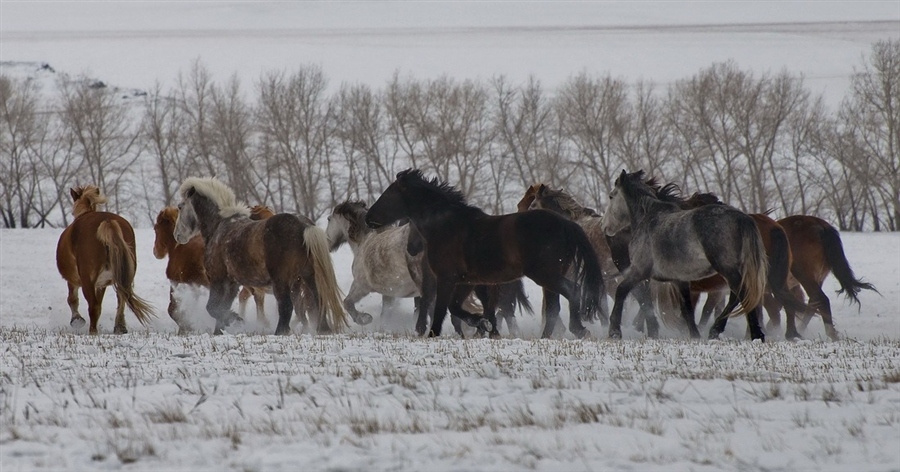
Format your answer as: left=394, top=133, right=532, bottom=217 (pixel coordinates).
left=56, top=185, right=155, bottom=334
left=172, top=177, right=347, bottom=335
left=365, top=169, right=604, bottom=339
left=764, top=215, right=877, bottom=340
left=153, top=204, right=282, bottom=332
left=518, top=183, right=660, bottom=337
left=648, top=187, right=814, bottom=339
left=327, top=200, right=532, bottom=336
left=601, top=170, right=769, bottom=341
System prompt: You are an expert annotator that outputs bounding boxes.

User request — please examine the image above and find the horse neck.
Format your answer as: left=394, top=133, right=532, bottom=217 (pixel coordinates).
left=72, top=201, right=97, bottom=218
left=626, top=194, right=672, bottom=227
left=155, top=225, right=178, bottom=256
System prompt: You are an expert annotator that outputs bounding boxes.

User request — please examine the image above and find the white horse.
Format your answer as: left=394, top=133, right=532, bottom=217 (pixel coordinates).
left=326, top=201, right=424, bottom=327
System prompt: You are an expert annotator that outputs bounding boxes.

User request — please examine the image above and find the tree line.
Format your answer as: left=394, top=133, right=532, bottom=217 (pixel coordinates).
left=1, top=39, right=897, bottom=231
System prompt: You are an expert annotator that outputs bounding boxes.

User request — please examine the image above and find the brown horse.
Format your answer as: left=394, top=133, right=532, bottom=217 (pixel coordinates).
left=763, top=215, right=877, bottom=340
left=153, top=204, right=278, bottom=332
left=173, top=177, right=347, bottom=335
left=56, top=186, right=154, bottom=334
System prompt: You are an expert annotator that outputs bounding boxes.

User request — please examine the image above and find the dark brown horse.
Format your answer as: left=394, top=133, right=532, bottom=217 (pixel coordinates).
left=764, top=215, right=877, bottom=340
left=366, top=169, right=605, bottom=339
left=173, top=177, right=347, bottom=335
left=56, top=186, right=154, bottom=334
left=518, top=183, right=661, bottom=337
left=153, top=204, right=282, bottom=332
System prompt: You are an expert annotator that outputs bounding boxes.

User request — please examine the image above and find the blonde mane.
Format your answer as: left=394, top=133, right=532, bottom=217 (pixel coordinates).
left=179, top=177, right=250, bottom=218
left=71, top=185, right=108, bottom=218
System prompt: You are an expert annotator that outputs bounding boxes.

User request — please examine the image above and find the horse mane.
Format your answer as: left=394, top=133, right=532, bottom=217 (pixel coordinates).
left=333, top=200, right=370, bottom=241
left=157, top=206, right=179, bottom=225
left=249, top=205, right=275, bottom=220
left=652, top=181, right=723, bottom=209
left=71, top=185, right=107, bottom=218
left=397, top=169, right=485, bottom=216
left=540, top=186, right=600, bottom=218
left=179, top=177, right=250, bottom=218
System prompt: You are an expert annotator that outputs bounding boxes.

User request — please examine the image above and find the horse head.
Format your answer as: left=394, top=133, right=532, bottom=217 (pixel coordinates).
left=70, top=185, right=107, bottom=218
left=327, top=201, right=369, bottom=252
left=153, top=207, right=180, bottom=259
left=601, top=170, right=652, bottom=236
left=174, top=177, right=249, bottom=244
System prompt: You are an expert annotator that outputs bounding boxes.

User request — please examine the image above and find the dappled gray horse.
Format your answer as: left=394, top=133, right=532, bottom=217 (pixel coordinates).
left=601, top=170, right=768, bottom=341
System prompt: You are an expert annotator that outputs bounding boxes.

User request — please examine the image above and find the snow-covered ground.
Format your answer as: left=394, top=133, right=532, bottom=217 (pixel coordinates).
left=0, top=228, right=898, bottom=470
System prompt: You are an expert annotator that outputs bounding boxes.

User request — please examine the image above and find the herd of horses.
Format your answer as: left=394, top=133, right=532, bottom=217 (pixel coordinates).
left=55, top=169, right=877, bottom=341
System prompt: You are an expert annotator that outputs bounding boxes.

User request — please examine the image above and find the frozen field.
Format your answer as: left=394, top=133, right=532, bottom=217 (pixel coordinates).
left=0, top=228, right=898, bottom=471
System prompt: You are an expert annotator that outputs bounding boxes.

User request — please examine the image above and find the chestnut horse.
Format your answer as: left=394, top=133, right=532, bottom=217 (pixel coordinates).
left=763, top=215, right=877, bottom=340
left=153, top=204, right=278, bottom=332
left=173, top=177, right=347, bottom=335
left=56, top=186, right=154, bottom=334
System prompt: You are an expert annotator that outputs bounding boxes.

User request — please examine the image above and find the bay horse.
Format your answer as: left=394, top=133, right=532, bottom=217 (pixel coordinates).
left=764, top=215, right=877, bottom=340
left=328, top=200, right=533, bottom=336
left=173, top=177, right=347, bottom=335
left=153, top=204, right=282, bottom=332
left=365, top=169, right=604, bottom=339
left=601, top=170, right=769, bottom=341
left=519, top=184, right=660, bottom=337
left=56, top=185, right=154, bottom=334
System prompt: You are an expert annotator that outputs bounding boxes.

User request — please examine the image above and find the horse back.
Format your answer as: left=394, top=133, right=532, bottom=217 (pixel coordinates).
left=777, top=215, right=830, bottom=281
left=56, top=212, right=135, bottom=285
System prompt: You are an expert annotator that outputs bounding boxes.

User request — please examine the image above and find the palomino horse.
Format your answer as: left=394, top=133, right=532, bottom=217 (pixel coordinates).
left=601, top=170, right=769, bottom=341
left=173, top=177, right=347, bottom=335
left=365, top=169, right=604, bottom=339
left=764, top=215, right=877, bottom=340
left=56, top=186, right=154, bottom=334
left=153, top=204, right=281, bottom=332
left=519, top=183, right=660, bottom=337
left=328, top=200, right=532, bottom=336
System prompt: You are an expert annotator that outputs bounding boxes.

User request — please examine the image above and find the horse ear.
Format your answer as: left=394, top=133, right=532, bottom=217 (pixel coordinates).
left=70, top=188, right=79, bottom=201
left=186, top=186, right=196, bottom=198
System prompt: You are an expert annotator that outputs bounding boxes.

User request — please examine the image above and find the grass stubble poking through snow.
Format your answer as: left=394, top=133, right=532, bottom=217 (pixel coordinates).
left=1, top=329, right=899, bottom=471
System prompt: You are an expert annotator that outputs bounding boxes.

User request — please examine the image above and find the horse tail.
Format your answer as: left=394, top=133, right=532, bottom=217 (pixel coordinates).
left=303, top=225, right=349, bottom=331
left=96, top=220, right=155, bottom=326
left=735, top=220, right=768, bottom=316
left=512, top=279, right=534, bottom=316
left=766, top=225, right=814, bottom=314
left=820, top=222, right=877, bottom=305
left=653, top=281, right=687, bottom=331
left=569, top=224, right=606, bottom=322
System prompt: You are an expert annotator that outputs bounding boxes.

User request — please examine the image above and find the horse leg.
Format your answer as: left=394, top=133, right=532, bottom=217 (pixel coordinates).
left=81, top=280, right=102, bottom=335
left=343, top=280, right=375, bottom=326
left=763, top=292, right=784, bottom=335
left=474, top=285, right=501, bottom=339
left=252, top=288, right=268, bottom=328
left=416, top=266, right=436, bottom=336
left=540, top=289, right=562, bottom=339
left=698, top=290, right=722, bottom=328
left=66, top=282, right=86, bottom=329
left=677, top=282, right=701, bottom=338
left=290, top=286, right=310, bottom=334
left=380, top=295, right=397, bottom=327
left=629, top=281, right=658, bottom=338
left=428, top=280, right=455, bottom=338
left=272, top=281, right=296, bottom=335
left=708, top=292, right=741, bottom=339
left=207, top=281, right=241, bottom=335
left=238, top=287, right=251, bottom=318
left=797, top=276, right=837, bottom=340
left=112, top=287, right=128, bottom=334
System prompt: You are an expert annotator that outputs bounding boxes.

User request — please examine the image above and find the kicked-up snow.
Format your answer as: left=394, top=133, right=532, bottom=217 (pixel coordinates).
left=0, top=228, right=898, bottom=471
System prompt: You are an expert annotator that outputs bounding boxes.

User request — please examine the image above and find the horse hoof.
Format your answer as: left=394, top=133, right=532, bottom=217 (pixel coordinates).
left=478, top=319, right=494, bottom=333
left=70, top=317, right=86, bottom=329
left=113, top=325, right=127, bottom=335
left=607, top=330, right=622, bottom=340
left=572, top=328, right=590, bottom=339
left=356, top=313, right=374, bottom=326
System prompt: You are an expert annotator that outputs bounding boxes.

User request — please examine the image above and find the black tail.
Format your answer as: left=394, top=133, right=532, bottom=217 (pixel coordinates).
left=568, top=224, right=606, bottom=322
left=767, top=226, right=814, bottom=314
left=512, top=279, right=534, bottom=316
left=820, top=223, right=877, bottom=305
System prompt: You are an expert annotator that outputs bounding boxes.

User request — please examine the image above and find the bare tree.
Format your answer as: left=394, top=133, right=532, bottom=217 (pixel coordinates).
left=255, top=66, right=333, bottom=218
left=210, top=74, right=260, bottom=204
left=0, top=75, right=41, bottom=227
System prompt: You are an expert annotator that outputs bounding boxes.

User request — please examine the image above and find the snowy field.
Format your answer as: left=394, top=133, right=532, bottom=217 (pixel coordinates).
left=0, top=228, right=898, bottom=471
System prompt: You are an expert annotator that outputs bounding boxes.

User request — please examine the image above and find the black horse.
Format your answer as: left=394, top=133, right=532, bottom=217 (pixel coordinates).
left=366, top=169, right=605, bottom=338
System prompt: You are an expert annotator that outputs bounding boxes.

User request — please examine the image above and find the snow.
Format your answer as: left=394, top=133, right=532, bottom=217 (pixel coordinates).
left=2, top=1, right=900, bottom=470
left=0, top=228, right=898, bottom=471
